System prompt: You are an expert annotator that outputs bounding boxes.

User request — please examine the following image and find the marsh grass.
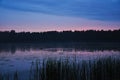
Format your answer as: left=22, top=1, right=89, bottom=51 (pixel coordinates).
left=0, top=57, right=120, bottom=80
left=28, top=57, right=120, bottom=80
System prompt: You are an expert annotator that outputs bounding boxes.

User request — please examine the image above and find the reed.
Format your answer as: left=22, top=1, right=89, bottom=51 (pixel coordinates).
left=0, top=57, right=120, bottom=80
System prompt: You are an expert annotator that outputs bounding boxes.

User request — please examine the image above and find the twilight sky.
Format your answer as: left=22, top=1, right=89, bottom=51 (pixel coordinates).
left=0, top=0, right=120, bottom=32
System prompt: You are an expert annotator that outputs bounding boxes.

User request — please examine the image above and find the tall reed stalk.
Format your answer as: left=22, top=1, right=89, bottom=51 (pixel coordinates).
left=0, top=57, right=120, bottom=80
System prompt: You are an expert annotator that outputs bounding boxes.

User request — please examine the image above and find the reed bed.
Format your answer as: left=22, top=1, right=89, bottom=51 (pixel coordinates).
left=0, top=57, right=120, bottom=80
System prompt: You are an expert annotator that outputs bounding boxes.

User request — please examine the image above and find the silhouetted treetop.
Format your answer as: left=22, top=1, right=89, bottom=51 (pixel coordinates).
left=0, top=29, right=120, bottom=43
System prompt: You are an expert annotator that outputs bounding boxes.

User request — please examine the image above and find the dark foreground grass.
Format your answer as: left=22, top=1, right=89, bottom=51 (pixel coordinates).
left=0, top=57, right=120, bottom=80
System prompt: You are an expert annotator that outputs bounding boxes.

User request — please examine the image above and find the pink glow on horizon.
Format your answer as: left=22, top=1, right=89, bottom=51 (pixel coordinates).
left=0, top=25, right=120, bottom=32
left=0, top=13, right=120, bottom=32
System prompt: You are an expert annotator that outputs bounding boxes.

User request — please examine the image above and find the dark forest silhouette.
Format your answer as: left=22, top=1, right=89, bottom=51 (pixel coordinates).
left=0, top=29, right=120, bottom=43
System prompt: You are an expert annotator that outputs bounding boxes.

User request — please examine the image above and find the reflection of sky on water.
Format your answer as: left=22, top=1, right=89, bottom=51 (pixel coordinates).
left=0, top=43, right=120, bottom=54
left=0, top=43, right=120, bottom=73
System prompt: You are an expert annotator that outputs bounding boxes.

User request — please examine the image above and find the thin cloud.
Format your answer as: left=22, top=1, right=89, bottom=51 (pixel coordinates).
left=0, top=0, right=120, bottom=21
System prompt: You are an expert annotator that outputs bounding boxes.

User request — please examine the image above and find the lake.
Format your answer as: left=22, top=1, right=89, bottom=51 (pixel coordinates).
left=0, top=42, right=120, bottom=80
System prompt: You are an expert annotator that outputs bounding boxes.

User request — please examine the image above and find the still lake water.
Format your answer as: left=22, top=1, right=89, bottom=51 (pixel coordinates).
left=0, top=42, right=120, bottom=74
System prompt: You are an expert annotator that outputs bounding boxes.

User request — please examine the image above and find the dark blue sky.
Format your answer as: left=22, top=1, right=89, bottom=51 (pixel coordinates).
left=0, top=0, right=120, bottom=32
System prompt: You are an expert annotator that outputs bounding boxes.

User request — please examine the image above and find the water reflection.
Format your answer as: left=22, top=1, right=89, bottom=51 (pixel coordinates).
left=0, top=43, right=120, bottom=54
left=0, top=43, right=120, bottom=73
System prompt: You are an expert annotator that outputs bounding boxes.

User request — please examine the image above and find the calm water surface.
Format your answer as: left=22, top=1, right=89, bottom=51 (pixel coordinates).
left=0, top=43, right=120, bottom=73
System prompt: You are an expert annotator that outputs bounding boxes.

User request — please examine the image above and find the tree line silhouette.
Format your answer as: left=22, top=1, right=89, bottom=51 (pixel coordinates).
left=0, top=30, right=120, bottom=43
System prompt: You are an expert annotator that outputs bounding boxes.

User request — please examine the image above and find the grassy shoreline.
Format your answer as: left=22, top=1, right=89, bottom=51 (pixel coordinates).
left=0, top=57, right=120, bottom=80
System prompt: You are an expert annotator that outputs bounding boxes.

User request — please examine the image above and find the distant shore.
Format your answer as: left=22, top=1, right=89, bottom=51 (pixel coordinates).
left=0, top=30, right=120, bottom=43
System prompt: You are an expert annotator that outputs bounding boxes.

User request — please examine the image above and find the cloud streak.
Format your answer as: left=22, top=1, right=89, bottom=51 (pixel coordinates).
left=0, top=0, right=120, bottom=21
